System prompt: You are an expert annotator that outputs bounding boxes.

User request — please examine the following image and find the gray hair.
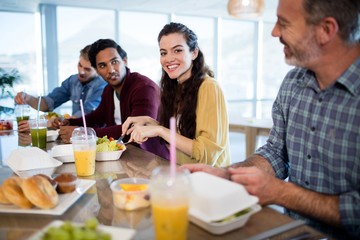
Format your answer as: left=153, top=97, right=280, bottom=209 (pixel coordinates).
left=303, top=0, right=360, bottom=44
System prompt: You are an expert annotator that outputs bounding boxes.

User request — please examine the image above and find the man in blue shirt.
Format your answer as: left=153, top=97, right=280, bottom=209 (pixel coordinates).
left=183, top=0, right=360, bottom=239
left=14, top=44, right=106, bottom=118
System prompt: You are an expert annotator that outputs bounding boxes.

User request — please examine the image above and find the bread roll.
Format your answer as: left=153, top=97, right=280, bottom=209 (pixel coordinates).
left=35, top=174, right=57, bottom=187
left=0, top=185, right=12, bottom=204
left=3, top=176, right=33, bottom=209
left=22, top=175, right=59, bottom=209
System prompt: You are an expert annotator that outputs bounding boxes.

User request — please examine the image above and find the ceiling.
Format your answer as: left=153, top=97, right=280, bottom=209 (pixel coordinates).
left=0, top=0, right=278, bottom=21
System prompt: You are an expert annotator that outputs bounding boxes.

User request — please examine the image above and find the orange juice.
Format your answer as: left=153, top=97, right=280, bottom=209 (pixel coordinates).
left=74, top=150, right=96, bottom=176
left=120, top=183, right=148, bottom=191
left=152, top=203, right=189, bottom=240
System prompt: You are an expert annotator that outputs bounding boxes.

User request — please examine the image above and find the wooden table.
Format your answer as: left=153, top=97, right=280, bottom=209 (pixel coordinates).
left=0, top=131, right=327, bottom=240
left=229, top=118, right=273, bottom=158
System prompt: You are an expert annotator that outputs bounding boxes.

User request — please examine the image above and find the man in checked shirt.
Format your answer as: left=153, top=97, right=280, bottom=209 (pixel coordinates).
left=182, top=0, right=360, bottom=239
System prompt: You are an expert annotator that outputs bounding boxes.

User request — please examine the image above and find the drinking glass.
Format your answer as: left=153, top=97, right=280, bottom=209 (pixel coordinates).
left=14, top=104, right=30, bottom=123
left=28, top=119, right=47, bottom=149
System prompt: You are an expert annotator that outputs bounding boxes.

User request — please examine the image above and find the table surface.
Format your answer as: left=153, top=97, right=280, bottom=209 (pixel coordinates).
left=0, top=131, right=328, bottom=240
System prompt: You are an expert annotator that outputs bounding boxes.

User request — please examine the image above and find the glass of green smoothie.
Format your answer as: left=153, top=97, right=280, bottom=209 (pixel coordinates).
left=28, top=119, right=48, bottom=149
left=14, top=104, right=30, bottom=123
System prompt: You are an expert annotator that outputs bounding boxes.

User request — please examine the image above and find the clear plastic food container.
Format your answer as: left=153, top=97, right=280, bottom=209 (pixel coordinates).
left=110, top=178, right=150, bottom=211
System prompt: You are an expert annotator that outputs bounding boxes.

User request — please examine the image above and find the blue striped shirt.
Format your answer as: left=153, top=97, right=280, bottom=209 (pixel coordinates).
left=256, top=58, right=360, bottom=238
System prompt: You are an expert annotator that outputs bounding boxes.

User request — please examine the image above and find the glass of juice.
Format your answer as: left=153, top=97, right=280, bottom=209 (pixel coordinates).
left=28, top=119, right=48, bottom=149
left=149, top=166, right=191, bottom=240
left=71, top=127, right=97, bottom=177
left=14, top=104, right=30, bottom=123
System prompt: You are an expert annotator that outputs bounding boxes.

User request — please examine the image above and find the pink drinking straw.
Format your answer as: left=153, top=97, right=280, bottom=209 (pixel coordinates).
left=170, top=117, right=176, bottom=178
left=79, top=99, right=88, bottom=141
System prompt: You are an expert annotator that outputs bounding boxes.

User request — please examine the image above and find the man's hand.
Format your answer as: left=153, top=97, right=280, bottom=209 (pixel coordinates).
left=14, top=92, right=26, bottom=104
left=18, top=132, right=32, bottom=146
left=17, top=120, right=30, bottom=133
left=51, top=117, right=70, bottom=129
left=228, top=167, right=280, bottom=205
left=181, top=163, right=230, bottom=179
left=59, top=126, right=77, bottom=143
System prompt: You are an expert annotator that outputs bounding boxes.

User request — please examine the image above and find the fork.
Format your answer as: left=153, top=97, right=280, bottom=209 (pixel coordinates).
left=116, top=135, right=125, bottom=144
left=116, top=135, right=131, bottom=145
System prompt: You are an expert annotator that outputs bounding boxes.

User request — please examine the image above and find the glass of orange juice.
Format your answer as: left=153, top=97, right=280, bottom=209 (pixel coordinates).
left=149, top=166, right=191, bottom=240
left=71, top=127, right=97, bottom=177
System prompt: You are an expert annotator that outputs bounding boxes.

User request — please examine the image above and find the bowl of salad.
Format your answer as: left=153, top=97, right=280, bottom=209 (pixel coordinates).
left=96, top=136, right=126, bottom=161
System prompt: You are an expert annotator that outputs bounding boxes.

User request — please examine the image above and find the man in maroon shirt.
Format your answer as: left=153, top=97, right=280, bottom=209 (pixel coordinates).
left=54, top=39, right=169, bottom=159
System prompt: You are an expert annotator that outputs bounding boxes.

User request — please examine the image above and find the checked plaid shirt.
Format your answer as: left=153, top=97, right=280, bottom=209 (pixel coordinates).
left=256, top=58, right=360, bottom=238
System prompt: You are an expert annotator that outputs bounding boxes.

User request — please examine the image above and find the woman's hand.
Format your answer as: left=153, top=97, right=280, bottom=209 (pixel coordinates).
left=128, top=125, right=162, bottom=144
left=122, top=116, right=159, bottom=136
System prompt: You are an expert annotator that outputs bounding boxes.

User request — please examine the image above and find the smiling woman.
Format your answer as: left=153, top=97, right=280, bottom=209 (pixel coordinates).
left=122, top=22, right=231, bottom=167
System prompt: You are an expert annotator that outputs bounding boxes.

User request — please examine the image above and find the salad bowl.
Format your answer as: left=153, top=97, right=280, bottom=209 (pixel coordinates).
left=96, top=136, right=126, bottom=161
left=96, top=148, right=126, bottom=161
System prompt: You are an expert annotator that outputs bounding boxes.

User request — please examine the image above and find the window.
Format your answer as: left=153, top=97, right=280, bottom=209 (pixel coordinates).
left=256, top=22, right=293, bottom=119
left=261, top=22, right=293, bottom=99
left=221, top=19, right=257, bottom=121
left=174, top=15, right=216, bottom=72
left=57, top=7, right=116, bottom=83
left=0, top=11, right=41, bottom=110
left=119, top=12, right=168, bottom=83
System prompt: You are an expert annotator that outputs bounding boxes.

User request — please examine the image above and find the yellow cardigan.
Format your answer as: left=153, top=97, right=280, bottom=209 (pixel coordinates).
left=176, top=76, right=231, bottom=167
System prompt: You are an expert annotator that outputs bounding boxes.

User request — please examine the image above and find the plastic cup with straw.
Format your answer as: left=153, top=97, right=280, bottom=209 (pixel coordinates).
left=149, top=116, right=191, bottom=240
left=29, top=96, right=47, bottom=149
left=71, top=99, right=96, bottom=176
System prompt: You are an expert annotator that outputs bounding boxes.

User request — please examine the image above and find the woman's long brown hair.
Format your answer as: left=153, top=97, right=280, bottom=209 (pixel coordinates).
left=158, top=22, right=214, bottom=139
